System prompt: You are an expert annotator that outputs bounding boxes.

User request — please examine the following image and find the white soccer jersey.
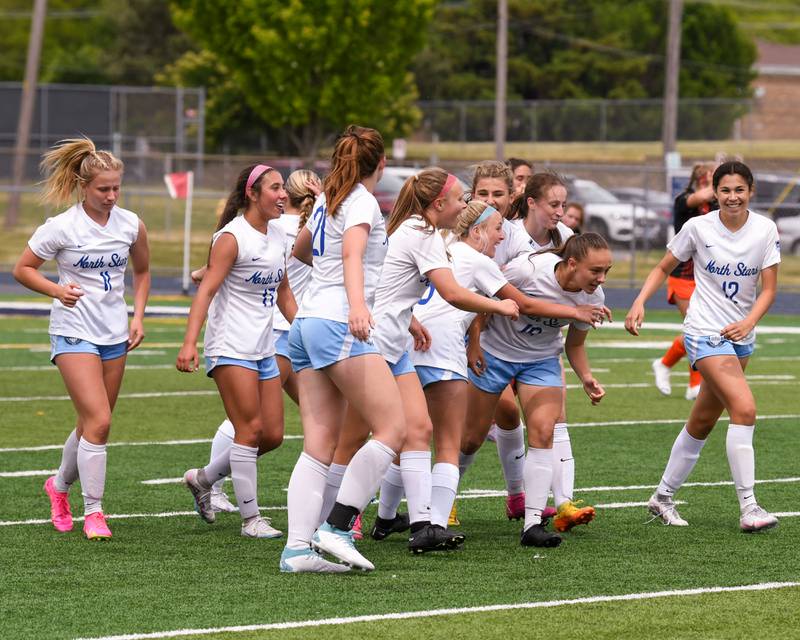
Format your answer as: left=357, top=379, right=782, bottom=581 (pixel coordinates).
left=511, top=218, right=574, bottom=251
left=410, top=240, right=507, bottom=376
left=28, top=203, right=140, bottom=345
left=270, top=214, right=311, bottom=332
left=667, top=210, right=780, bottom=344
left=296, top=185, right=388, bottom=322
left=372, top=217, right=452, bottom=364
left=492, top=218, right=532, bottom=266
left=481, top=252, right=604, bottom=363
left=203, top=215, right=287, bottom=360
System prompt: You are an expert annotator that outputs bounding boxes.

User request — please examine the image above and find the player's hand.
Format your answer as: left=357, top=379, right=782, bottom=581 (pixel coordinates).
left=176, top=343, right=199, bottom=372
left=496, top=298, right=519, bottom=320
left=348, top=304, right=374, bottom=342
left=625, top=303, right=645, bottom=336
left=720, top=319, right=754, bottom=343
left=575, top=304, right=612, bottom=328
left=467, top=344, right=485, bottom=376
left=127, top=318, right=145, bottom=351
left=409, top=316, right=431, bottom=352
left=190, top=266, right=207, bottom=285
left=57, top=282, right=83, bottom=308
left=583, top=377, right=605, bottom=405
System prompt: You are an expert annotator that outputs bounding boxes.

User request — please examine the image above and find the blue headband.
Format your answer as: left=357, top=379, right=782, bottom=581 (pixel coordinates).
left=470, top=205, right=499, bottom=228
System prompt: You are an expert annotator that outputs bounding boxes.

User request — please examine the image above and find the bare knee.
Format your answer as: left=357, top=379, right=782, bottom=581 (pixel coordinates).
left=495, top=396, right=519, bottom=429
left=259, top=430, right=284, bottom=453
left=404, top=416, right=433, bottom=451
left=461, top=426, right=486, bottom=456
left=729, top=404, right=756, bottom=426
left=373, top=417, right=406, bottom=453
left=81, top=413, right=111, bottom=444
left=234, top=419, right=262, bottom=448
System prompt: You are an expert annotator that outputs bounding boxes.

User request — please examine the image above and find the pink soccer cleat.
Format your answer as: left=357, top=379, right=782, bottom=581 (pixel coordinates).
left=506, top=492, right=525, bottom=520
left=351, top=513, right=364, bottom=540
left=44, top=476, right=73, bottom=532
left=83, top=512, right=112, bottom=540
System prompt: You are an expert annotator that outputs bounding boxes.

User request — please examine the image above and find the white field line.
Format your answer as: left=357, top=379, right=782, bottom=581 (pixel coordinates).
left=0, top=469, right=56, bottom=478
left=0, top=301, right=190, bottom=316
left=594, top=355, right=800, bottom=363
left=73, top=581, right=800, bottom=640
left=2, top=415, right=797, bottom=455
left=774, top=512, right=800, bottom=517
left=0, top=499, right=674, bottom=528
left=2, top=376, right=795, bottom=403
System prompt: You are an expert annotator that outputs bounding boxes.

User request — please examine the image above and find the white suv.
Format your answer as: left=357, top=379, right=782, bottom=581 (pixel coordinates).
left=566, top=177, right=663, bottom=245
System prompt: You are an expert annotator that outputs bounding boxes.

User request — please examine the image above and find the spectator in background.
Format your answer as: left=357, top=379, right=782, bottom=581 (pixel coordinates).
left=507, top=158, right=533, bottom=196
left=563, top=202, right=585, bottom=234
left=652, top=163, right=717, bottom=401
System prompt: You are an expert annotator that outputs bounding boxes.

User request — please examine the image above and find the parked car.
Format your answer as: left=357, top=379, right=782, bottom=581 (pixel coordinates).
left=750, top=173, right=800, bottom=221
left=777, top=215, right=800, bottom=255
left=610, top=187, right=673, bottom=244
left=565, top=177, right=663, bottom=246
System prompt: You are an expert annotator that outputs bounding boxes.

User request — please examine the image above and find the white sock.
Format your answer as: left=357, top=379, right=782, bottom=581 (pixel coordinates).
left=378, top=463, right=404, bottom=520
left=77, top=437, right=107, bottom=516
left=229, top=443, right=259, bottom=520
left=657, top=426, right=707, bottom=497
left=458, top=451, right=476, bottom=478
left=431, top=462, right=459, bottom=527
left=203, top=446, right=232, bottom=486
left=54, top=429, right=79, bottom=493
left=336, top=439, right=396, bottom=512
left=523, top=447, right=553, bottom=530
left=726, top=423, right=757, bottom=510
left=319, top=463, right=347, bottom=526
left=209, top=420, right=234, bottom=492
left=495, top=423, right=525, bottom=494
left=552, top=423, right=574, bottom=507
left=286, top=452, right=328, bottom=550
left=401, top=451, right=433, bottom=525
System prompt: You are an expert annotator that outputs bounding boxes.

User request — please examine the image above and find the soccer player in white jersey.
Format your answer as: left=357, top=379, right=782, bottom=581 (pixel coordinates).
left=278, top=126, right=401, bottom=573
left=177, top=164, right=297, bottom=540
left=406, top=200, right=607, bottom=542
left=626, top=161, right=781, bottom=533
left=369, top=169, right=520, bottom=553
left=502, top=172, right=597, bottom=533
left=198, top=170, right=321, bottom=514
left=13, top=138, right=151, bottom=540
left=467, top=233, right=611, bottom=547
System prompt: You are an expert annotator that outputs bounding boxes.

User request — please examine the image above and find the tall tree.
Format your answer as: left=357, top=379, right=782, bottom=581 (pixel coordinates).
left=169, top=0, right=435, bottom=158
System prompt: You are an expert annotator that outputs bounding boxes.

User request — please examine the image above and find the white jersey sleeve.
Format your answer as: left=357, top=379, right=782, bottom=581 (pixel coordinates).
left=372, top=217, right=451, bottom=364
left=493, top=218, right=532, bottom=266
left=204, top=216, right=287, bottom=359
left=28, top=204, right=140, bottom=345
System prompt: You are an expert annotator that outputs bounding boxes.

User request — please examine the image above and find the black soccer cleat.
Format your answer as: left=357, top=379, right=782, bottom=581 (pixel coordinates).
left=408, top=523, right=463, bottom=554
left=370, top=512, right=411, bottom=541
left=520, top=523, right=562, bottom=548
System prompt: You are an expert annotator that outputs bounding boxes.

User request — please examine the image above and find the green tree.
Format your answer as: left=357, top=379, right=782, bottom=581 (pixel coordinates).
left=168, top=0, right=435, bottom=158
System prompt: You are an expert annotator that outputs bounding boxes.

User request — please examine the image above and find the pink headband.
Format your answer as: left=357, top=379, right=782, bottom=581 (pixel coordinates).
left=435, top=173, right=457, bottom=200
left=246, top=164, right=273, bottom=193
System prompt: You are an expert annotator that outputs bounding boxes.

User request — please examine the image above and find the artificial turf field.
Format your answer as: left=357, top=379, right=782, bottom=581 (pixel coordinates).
left=1, top=308, right=798, bottom=640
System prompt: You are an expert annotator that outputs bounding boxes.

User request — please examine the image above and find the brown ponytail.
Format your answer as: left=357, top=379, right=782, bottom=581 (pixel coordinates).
left=386, top=167, right=450, bottom=236
left=324, top=125, right=384, bottom=218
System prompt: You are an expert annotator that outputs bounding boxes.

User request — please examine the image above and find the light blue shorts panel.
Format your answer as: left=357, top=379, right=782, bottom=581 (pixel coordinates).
left=273, top=330, right=291, bottom=360
left=415, top=365, right=467, bottom=388
left=204, top=355, right=280, bottom=380
left=684, top=334, right=755, bottom=368
left=388, top=351, right=416, bottom=377
left=288, top=317, right=380, bottom=372
left=468, top=350, right=563, bottom=394
left=50, top=335, right=127, bottom=363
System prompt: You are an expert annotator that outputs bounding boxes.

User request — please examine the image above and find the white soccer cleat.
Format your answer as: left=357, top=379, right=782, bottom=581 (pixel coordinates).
left=210, top=489, right=237, bottom=513
left=183, top=469, right=215, bottom=524
left=647, top=493, right=688, bottom=526
left=312, top=522, right=375, bottom=571
left=740, top=505, right=779, bottom=533
left=685, top=384, right=701, bottom=401
left=241, top=516, right=283, bottom=539
left=651, top=359, right=672, bottom=396
left=279, top=546, right=351, bottom=573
